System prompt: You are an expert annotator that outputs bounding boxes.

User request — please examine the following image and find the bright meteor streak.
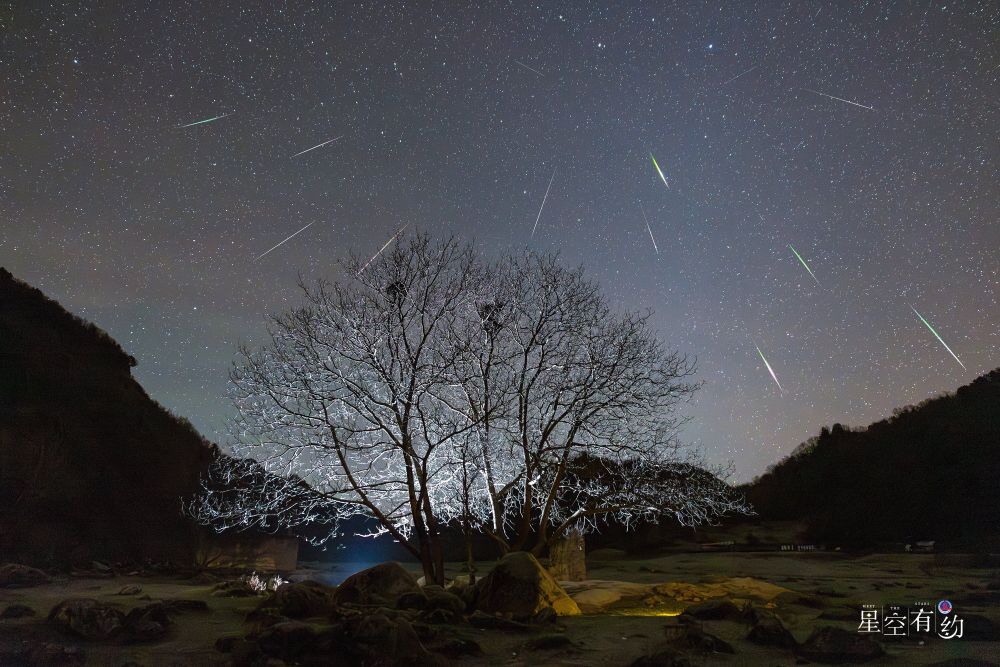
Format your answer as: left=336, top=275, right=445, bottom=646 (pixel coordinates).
left=531, top=169, right=556, bottom=238
left=788, top=244, right=819, bottom=285
left=802, top=88, right=874, bottom=111
left=177, top=113, right=232, bottom=128
left=358, top=223, right=409, bottom=275
left=640, top=204, right=658, bottom=255
left=910, top=306, right=966, bottom=370
left=719, top=65, right=758, bottom=87
left=650, top=153, right=669, bottom=190
left=755, top=345, right=783, bottom=393
left=291, top=136, right=342, bottom=157
left=255, top=222, right=315, bottom=261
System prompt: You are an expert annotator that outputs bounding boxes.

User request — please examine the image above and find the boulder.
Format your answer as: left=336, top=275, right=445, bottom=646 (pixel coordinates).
left=261, top=580, right=338, bottom=618
left=663, top=620, right=735, bottom=654
left=746, top=610, right=797, bottom=648
left=0, top=562, right=51, bottom=588
left=333, top=561, right=422, bottom=607
left=349, top=613, right=432, bottom=662
left=397, top=590, right=428, bottom=610
left=1, top=603, right=36, bottom=619
left=419, top=587, right=466, bottom=623
left=48, top=598, right=125, bottom=640
left=797, top=626, right=884, bottom=664
left=122, top=603, right=171, bottom=643
left=474, top=552, right=581, bottom=619
left=255, top=620, right=322, bottom=661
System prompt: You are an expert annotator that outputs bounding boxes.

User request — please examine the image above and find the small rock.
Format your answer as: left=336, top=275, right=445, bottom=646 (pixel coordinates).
left=815, top=588, right=847, bottom=598
left=214, top=635, right=240, bottom=653
left=0, top=562, right=51, bottom=588
left=1, top=603, right=36, bottom=619
left=532, top=606, right=557, bottom=625
left=117, top=584, right=142, bottom=596
left=162, top=598, right=209, bottom=613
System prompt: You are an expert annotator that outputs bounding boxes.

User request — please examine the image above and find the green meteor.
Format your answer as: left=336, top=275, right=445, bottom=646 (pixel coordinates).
left=788, top=244, right=819, bottom=285
left=177, top=113, right=232, bottom=128
left=910, top=306, right=966, bottom=370
left=650, top=153, right=669, bottom=190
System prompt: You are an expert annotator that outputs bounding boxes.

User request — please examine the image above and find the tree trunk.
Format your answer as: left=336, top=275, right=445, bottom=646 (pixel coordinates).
left=546, top=524, right=587, bottom=582
left=463, top=518, right=477, bottom=584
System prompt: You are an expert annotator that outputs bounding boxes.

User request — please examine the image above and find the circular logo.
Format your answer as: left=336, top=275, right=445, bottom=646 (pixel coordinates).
left=937, top=600, right=952, bottom=615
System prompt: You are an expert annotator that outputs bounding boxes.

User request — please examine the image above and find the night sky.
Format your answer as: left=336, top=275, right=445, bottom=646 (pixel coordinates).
left=3, top=2, right=998, bottom=482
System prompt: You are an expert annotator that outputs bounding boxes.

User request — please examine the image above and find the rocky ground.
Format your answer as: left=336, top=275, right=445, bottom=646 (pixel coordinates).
left=1, top=548, right=997, bottom=666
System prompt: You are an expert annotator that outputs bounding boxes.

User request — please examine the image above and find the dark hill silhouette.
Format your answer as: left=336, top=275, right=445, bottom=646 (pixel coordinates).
left=744, top=368, right=1000, bottom=548
left=0, top=268, right=220, bottom=566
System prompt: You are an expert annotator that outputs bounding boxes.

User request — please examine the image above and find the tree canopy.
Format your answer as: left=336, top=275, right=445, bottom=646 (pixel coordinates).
left=189, top=233, right=750, bottom=583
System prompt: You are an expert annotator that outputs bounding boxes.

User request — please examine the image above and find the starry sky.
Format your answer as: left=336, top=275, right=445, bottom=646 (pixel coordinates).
left=3, top=1, right=998, bottom=482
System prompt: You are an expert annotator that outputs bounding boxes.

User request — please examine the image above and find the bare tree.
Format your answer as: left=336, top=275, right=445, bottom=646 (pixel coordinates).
left=190, top=234, right=750, bottom=581
left=452, top=252, right=749, bottom=554
left=192, top=235, right=483, bottom=584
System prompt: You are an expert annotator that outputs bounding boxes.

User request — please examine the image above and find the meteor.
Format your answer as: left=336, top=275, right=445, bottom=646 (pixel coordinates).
left=358, top=223, right=409, bottom=275
left=802, top=88, right=874, bottom=111
left=530, top=169, right=556, bottom=238
left=513, top=60, right=543, bottom=76
left=910, top=306, right=966, bottom=370
left=650, top=153, right=669, bottom=189
left=177, top=113, right=232, bottom=128
left=291, top=136, right=342, bottom=157
left=719, top=65, right=758, bottom=87
left=788, top=244, right=819, bottom=285
left=755, top=345, right=783, bottom=393
left=255, top=222, right=315, bottom=261
left=640, top=204, right=659, bottom=255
